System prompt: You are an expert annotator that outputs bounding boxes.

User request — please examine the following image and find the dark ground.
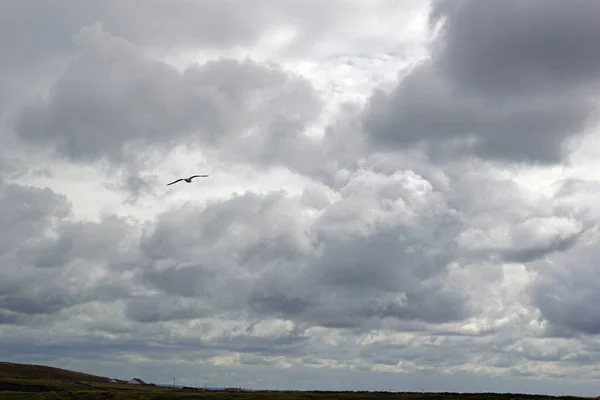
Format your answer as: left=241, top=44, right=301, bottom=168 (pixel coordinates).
left=0, top=361, right=592, bottom=400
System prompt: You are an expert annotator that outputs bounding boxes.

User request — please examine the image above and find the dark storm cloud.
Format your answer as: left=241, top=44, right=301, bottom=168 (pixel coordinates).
left=362, top=0, right=600, bottom=164
left=430, top=0, right=600, bottom=95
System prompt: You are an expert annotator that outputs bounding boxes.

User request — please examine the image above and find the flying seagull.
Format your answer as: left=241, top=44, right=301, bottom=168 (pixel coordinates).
left=166, top=174, right=209, bottom=186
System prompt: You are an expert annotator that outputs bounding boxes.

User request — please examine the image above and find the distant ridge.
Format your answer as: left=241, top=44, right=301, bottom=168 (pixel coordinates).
left=0, top=361, right=110, bottom=383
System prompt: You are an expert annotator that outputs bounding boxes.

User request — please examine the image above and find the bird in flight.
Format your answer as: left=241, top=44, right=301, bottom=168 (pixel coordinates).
left=166, top=174, right=209, bottom=186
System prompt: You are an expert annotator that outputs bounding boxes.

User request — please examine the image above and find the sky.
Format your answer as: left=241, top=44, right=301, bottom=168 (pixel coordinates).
left=2, top=0, right=600, bottom=395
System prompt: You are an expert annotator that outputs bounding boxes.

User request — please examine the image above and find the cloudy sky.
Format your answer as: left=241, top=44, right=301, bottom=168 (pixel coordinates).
left=2, top=0, right=600, bottom=395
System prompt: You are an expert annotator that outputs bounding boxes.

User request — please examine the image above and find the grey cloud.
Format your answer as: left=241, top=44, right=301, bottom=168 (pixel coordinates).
left=551, top=178, right=600, bottom=222
left=2, top=154, right=595, bottom=388
left=553, top=178, right=600, bottom=199
left=525, top=178, right=600, bottom=335
left=362, top=0, right=600, bottom=164
left=499, top=224, right=584, bottom=264
left=0, top=275, right=130, bottom=317
left=461, top=216, right=585, bottom=264
left=125, top=295, right=213, bottom=323
left=529, top=233, right=600, bottom=335
left=0, top=183, right=71, bottom=254
left=17, top=236, right=72, bottom=269
left=0, top=310, right=18, bottom=325
left=0, top=0, right=413, bottom=129
left=6, top=0, right=600, bottom=391
left=0, top=0, right=262, bottom=83
left=301, top=225, right=467, bottom=325
left=20, top=216, right=136, bottom=266
left=358, top=336, right=473, bottom=368
left=356, top=333, right=596, bottom=377
left=248, top=289, right=316, bottom=322
left=130, top=162, right=594, bottom=337
left=103, top=166, right=162, bottom=203
left=142, top=264, right=212, bottom=298
left=136, top=170, right=470, bottom=329
left=207, top=328, right=309, bottom=357
left=1, top=0, right=419, bottom=60
left=448, top=175, right=600, bottom=337
left=0, top=292, right=72, bottom=316
left=140, top=190, right=310, bottom=264
left=445, top=168, right=589, bottom=264
left=0, top=181, right=142, bottom=318
left=431, top=0, right=600, bottom=96
left=501, top=338, right=590, bottom=364
left=0, top=155, right=31, bottom=180
left=14, top=23, right=322, bottom=176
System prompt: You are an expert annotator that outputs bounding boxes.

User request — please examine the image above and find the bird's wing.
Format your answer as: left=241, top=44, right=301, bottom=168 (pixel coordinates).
left=166, top=179, right=184, bottom=186
left=189, top=174, right=209, bottom=179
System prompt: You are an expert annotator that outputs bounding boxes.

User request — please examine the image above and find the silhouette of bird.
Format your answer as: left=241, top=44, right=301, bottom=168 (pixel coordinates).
left=166, top=174, right=209, bottom=186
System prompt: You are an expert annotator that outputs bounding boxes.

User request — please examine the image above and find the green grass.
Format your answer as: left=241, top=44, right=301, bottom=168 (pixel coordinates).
left=0, top=361, right=594, bottom=400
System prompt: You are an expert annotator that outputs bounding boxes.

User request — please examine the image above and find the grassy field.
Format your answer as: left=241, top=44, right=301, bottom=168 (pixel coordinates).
left=0, top=361, right=592, bottom=400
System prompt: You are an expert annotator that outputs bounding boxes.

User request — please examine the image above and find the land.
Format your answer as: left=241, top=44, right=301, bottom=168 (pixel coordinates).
left=0, top=361, right=592, bottom=400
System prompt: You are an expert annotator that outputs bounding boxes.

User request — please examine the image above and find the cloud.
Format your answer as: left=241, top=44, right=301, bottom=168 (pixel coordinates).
left=526, top=178, right=600, bottom=336
left=4, top=0, right=600, bottom=395
left=0, top=0, right=425, bottom=62
left=134, top=171, right=468, bottom=330
left=0, top=179, right=141, bottom=319
left=449, top=171, right=587, bottom=264
left=3, top=155, right=600, bottom=392
left=362, top=0, right=600, bottom=164
left=14, top=23, right=322, bottom=171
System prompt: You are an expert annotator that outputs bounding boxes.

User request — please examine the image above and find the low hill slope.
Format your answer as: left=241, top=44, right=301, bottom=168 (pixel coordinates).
left=0, top=361, right=110, bottom=382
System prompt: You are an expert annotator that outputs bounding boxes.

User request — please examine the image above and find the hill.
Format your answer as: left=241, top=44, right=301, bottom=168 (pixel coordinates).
left=0, top=361, right=110, bottom=383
